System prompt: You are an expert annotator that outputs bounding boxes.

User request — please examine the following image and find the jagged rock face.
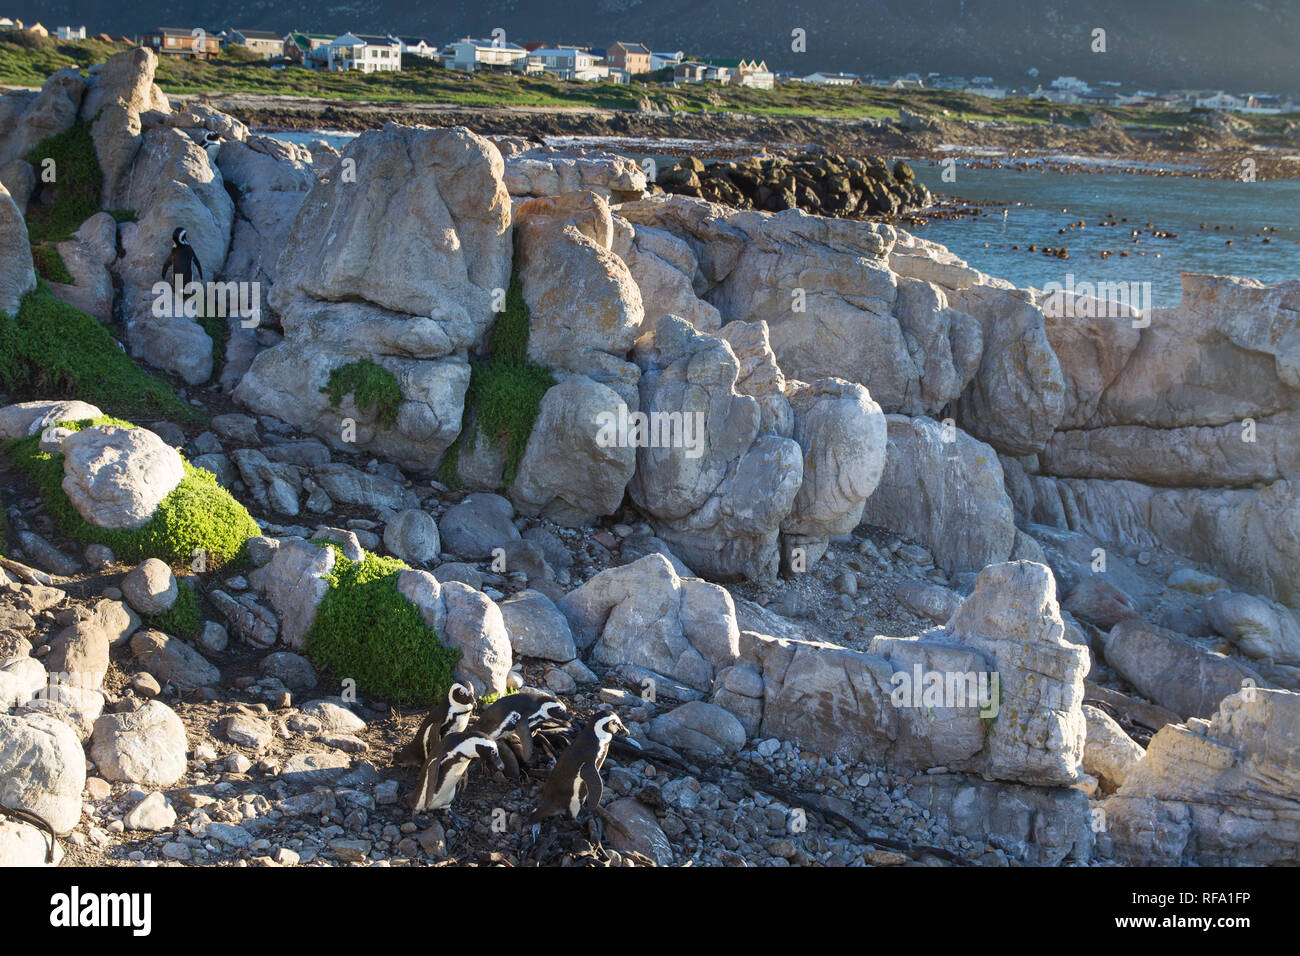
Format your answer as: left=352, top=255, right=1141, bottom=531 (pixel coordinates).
left=48, top=212, right=117, bottom=321
left=80, top=47, right=171, bottom=209
left=1101, top=688, right=1300, bottom=865
left=0, top=180, right=36, bottom=316
left=216, top=136, right=315, bottom=293
left=629, top=314, right=803, bottom=581
left=510, top=373, right=637, bottom=526
left=611, top=216, right=722, bottom=333
left=753, top=561, right=1089, bottom=787
left=615, top=195, right=1064, bottom=455
left=859, top=415, right=1016, bottom=575
left=1028, top=275, right=1300, bottom=610
left=116, top=126, right=235, bottom=385
left=514, top=191, right=644, bottom=411
left=237, top=124, right=511, bottom=472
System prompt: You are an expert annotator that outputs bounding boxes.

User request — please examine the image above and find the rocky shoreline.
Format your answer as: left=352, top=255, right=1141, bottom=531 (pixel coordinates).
left=1, top=48, right=1298, bottom=869
left=184, top=92, right=1300, bottom=181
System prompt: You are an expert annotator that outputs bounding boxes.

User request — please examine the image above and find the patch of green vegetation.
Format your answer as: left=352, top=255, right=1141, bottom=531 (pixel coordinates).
left=25, top=118, right=103, bottom=243
left=0, top=34, right=125, bottom=86
left=146, top=579, right=201, bottom=637
left=303, top=547, right=461, bottom=705
left=30, top=243, right=74, bottom=284
left=320, top=358, right=403, bottom=428
left=5, top=416, right=260, bottom=569
left=441, top=272, right=555, bottom=488
left=107, top=209, right=137, bottom=224
left=0, top=283, right=200, bottom=422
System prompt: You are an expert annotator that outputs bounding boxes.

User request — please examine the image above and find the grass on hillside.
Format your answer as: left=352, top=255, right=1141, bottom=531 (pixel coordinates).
left=5, top=33, right=1296, bottom=129
left=321, top=358, right=403, bottom=428
left=5, top=416, right=260, bottom=568
left=303, top=545, right=461, bottom=705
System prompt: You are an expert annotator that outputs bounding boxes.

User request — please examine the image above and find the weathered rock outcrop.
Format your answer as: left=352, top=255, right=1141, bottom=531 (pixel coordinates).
left=858, top=415, right=1016, bottom=575
left=0, top=180, right=36, bottom=316
left=496, top=140, right=647, bottom=203
left=60, top=424, right=185, bottom=531
left=1101, top=688, right=1300, bottom=865
left=237, top=124, right=511, bottom=472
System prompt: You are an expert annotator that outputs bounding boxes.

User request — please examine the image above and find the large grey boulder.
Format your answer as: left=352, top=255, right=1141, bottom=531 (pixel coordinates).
left=438, top=493, right=520, bottom=560
left=89, top=700, right=188, bottom=787
left=80, top=47, right=170, bottom=207
left=396, top=570, right=512, bottom=696
left=510, top=374, right=636, bottom=526
left=129, top=629, right=221, bottom=690
left=248, top=538, right=336, bottom=648
left=558, top=554, right=740, bottom=692
left=0, top=180, right=36, bottom=316
left=236, top=124, right=511, bottom=471
left=1206, top=591, right=1300, bottom=665
left=513, top=191, right=644, bottom=410
left=497, top=590, right=577, bottom=663
left=649, top=700, right=747, bottom=755
left=858, top=415, right=1015, bottom=575
left=0, top=711, right=86, bottom=835
left=0, top=66, right=84, bottom=168
left=629, top=314, right=803, bottom=581
left=383, top=508, right=441, bottom=566
left=1103, top=618, right=1263, bottom=720
left=0, top=400, right=104, bottom=440
left=60, top=425, right=185, bottom=531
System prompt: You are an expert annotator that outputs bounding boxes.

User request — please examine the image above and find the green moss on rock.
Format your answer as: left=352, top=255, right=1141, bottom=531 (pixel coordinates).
left=5, top=416, right=260, bottom=569
left=320, top=358, right=403, bottom=428
left=303, top=547, right=460, bottom=705
left=30, top=243, right=74, bottom=285
left=0, top=283, right=199, bottom=422
left=442, top=271, right=555, bottom=487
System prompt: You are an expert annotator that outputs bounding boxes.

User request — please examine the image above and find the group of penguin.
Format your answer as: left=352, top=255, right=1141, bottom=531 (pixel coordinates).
left=392, top=684, right=637, bottom=842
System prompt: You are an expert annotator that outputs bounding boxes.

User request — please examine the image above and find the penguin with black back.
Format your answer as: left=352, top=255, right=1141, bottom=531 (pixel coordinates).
left=408, top=712, right=520, bottom=813
left=161, top=227, right=204, bottom=319
left=528, top=710, right=633, bottom=848
left=473, top=690, right=571, bottom=776
left=393, top=682, right=475, bottom=767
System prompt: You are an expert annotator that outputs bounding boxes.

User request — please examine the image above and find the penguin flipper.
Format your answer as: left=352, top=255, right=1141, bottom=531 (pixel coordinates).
left=498, top=741, right=520, bottom=780
left=580, top=761, right=604, bottom=814
left=516, top=725, right=535, bottom=764
left=410, top=756, right=441, bottom=810
left=193, top=253, right=204, bottom=280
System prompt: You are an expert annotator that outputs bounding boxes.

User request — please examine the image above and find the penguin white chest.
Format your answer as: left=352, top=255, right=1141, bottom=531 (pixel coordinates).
left=567, top=776, right=584, bottom=818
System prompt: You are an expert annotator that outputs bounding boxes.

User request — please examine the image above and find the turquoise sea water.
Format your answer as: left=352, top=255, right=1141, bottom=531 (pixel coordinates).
left=909, top=162, right=1300, bottom=306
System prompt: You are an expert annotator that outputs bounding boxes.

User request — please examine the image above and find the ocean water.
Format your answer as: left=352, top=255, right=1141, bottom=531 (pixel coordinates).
left=909, top=163, right=1300, bottom=307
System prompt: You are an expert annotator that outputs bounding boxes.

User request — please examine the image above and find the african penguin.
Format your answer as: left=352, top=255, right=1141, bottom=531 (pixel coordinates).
left=201, top=130, right=224, bottom=165
left=394, top=682, right=476, bottom=767
left=409, top=714, right=520, bottom=812
left=529, top=711, right=629, bottom=830
left=160, top=227, right=204, bottom=288
left=474, top=691, right=570, bottom=768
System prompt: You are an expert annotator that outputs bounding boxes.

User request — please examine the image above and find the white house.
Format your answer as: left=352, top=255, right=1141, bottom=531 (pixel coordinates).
left=963, top=83, right=1006, bottom=99
left=804, top=71, right=860, bottom=86
left=56, top=25, right=86, bottom=40
left=649, top=50, right=683, bottom=71
left=393, top=35, right=436, bottom=58
left=1197, top=90, right=1245, bottom=110
left=530, top=46, right=604, bottom=80
left=442, top=37, right=529, bottom=72
left=326, top=33, right=402, bottom=72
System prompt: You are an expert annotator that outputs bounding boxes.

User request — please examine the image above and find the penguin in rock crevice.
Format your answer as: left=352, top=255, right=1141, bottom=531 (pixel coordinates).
left=160, top=227, right=204, bottom=313
left=529, top=711, right=634, bottom=846
left=394, top=682, right=476, bottom=767
left=409, top=712, right=521, bottom=813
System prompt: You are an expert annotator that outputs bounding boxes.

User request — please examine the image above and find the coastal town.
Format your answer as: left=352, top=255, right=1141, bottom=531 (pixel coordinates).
left=0, top=16, right=1294, bottom=113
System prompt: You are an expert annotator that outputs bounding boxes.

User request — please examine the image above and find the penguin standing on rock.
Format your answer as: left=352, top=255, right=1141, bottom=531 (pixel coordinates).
left=201, top=130, right=224, bottom=166
left=409, top=713, right=520, bottom=813
left=394, top=682, right=476, bottom=767
left=161, top=227, right=204, bottom=317
left=529, top=711, right=634, bottom=846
